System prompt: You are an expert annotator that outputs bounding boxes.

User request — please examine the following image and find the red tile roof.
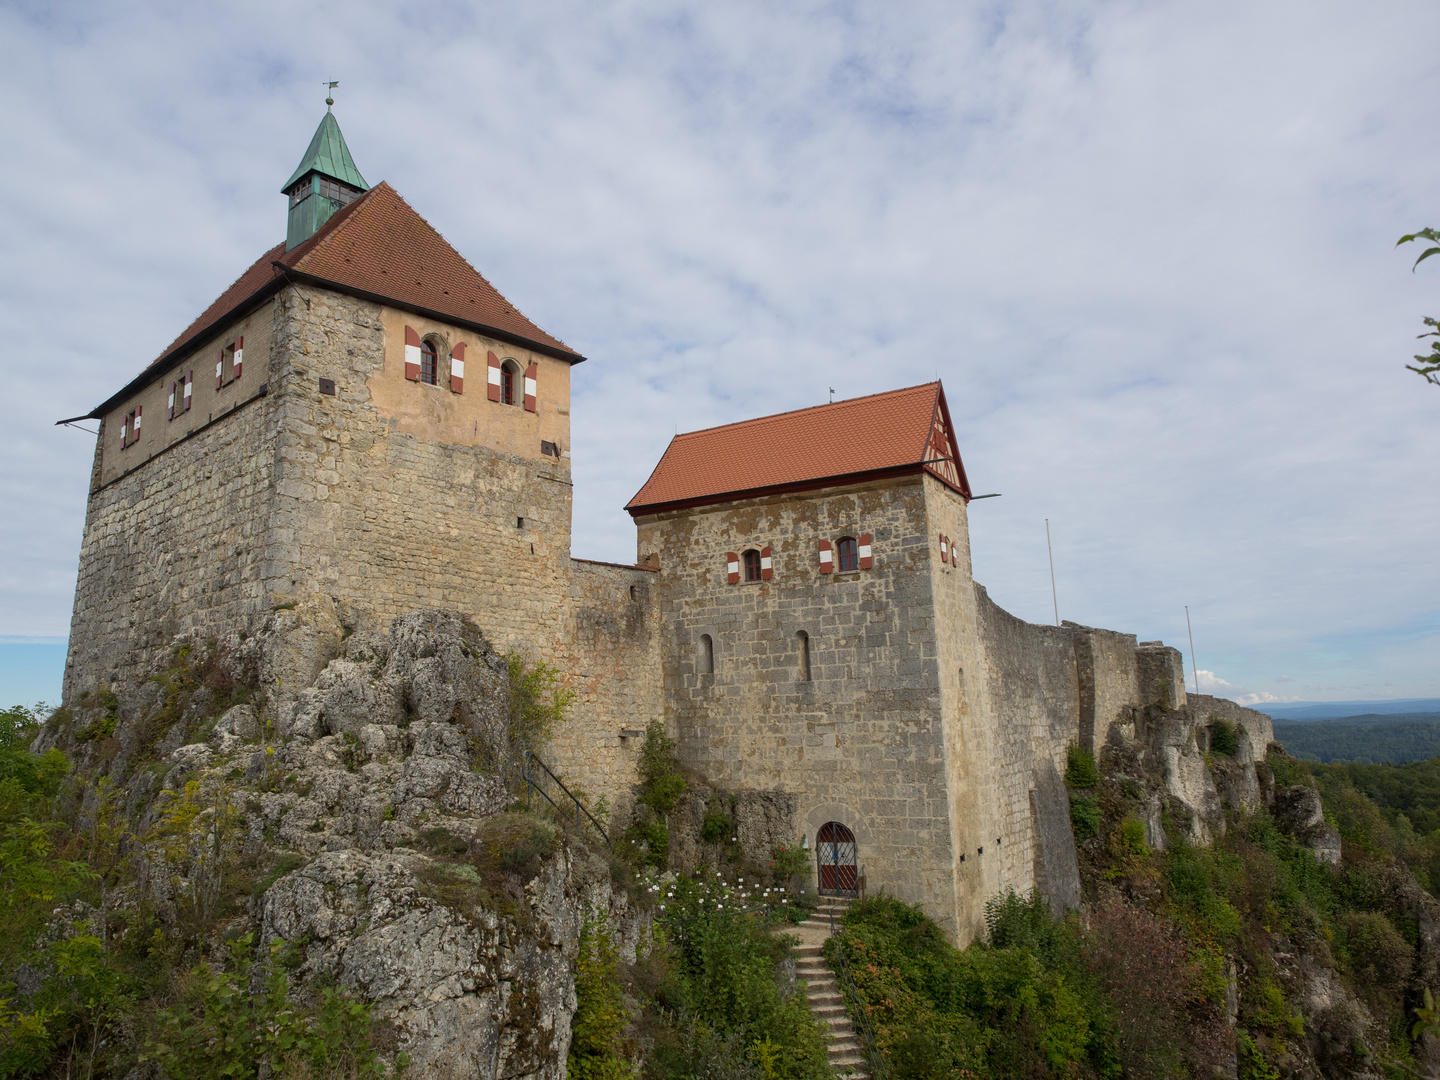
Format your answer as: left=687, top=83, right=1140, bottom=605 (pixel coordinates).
left=626, top=382, right=971, bottom=515
left=92, top=183, right=583, bottom=417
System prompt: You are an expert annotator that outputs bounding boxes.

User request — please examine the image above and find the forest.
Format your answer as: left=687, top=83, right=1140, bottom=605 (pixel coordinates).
left=1274, top=713, right=1440, bottom=764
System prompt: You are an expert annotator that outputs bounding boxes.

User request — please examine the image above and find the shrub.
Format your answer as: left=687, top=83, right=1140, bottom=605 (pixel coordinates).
left=654, top=872, right=830, bottom=1080
left=1209, top=719, right=1240, bottom=757
left=1117, top=816, right=1150, bottom=856
left=1335, top=910, right=1413, bottom=1025
left=1065, top=742, right=1100, bottom=788
left=637, top=722, right=686, bottom=817
left=768, top=843, right=810, bottom=888
left=506, top=653, right=576, bottom=754
left=624, top=811, right=670, bottom=871
left=418, top=826, right=470, bottom=857
left=702, top=811, right=732, bottom=844
left=1070, top=792, right=1101, bottom=841
left=569, top=914, right=635, bottom=1080
left=1083, top=892, right=1229, bottom=1079
left=833, top=892, right=1114, bottom=1078
left=141, top=934, right=393, bottom=1078
left=74, top=691, right=119, bottom=742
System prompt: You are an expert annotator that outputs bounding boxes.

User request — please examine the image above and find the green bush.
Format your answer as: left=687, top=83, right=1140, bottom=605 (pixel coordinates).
left=141, top=934, right=394, bottom=1079
left=569, top=914, right=635, bottom=1080
left=1070, top=792, right=1101, bottom=841
left=1065, top=743, right=1100, bottom=788
left=1117, top=816, right=1149, bottom=856
left=651, top=872, right=830, bottom=1080
left=637, top=722, right=686, bottom=817
left=506, top=653, right=576, bottom=755
left=624, top=811, right=670, bottom=871
left=829, top=890, right=1236, bottom=1080
left=702, top=811, right=732, bottom=844
left=1209, top=719, right=1239, bottom=757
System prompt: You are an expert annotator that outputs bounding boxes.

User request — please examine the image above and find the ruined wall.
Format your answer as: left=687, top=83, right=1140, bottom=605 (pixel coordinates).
left=637, top=476, right=963, bottom=934
left=1065, top=622, right=1143, bottom=755
left=1191, top=693, right=1274, bottom=755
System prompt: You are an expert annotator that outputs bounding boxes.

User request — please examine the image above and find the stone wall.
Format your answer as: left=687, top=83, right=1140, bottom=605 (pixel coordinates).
left=970, top=587, right=1085, bottom=928
left=543, top=558, right=666, bottom=818
left=1064, top=621, right=1143, bottom=755
left=64, top=389, right=279, bottom=700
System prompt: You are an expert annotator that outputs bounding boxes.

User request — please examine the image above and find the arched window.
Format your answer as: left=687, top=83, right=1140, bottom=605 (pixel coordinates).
left=836, top=536, right=859, bottom=572
left=699, top=633, right=715, bottom=675
left=743, top=549, right=762, bottom=582
left=501, top=359, right=521, bottom=405
left=420, top=339, right=439, bottom=385
left=796, top=630, right=811, bottom=682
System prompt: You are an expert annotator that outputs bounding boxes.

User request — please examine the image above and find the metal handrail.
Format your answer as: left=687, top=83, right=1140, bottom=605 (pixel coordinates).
left=522, top=749, right=610, bottom=847
left=828, top=908, right=891, bottom=1080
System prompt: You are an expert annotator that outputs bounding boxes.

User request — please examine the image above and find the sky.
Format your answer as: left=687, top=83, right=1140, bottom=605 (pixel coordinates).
left=1, top=0, right=1438, bottom=708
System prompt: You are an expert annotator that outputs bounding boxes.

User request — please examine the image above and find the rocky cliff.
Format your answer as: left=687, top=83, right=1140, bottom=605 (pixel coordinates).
left=37, top=608, right=649, bottom=1079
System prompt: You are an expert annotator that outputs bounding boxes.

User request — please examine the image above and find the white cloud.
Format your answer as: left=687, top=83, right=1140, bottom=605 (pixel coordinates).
left=1194, top=670, right=1235, bottom=692
left=0, top=0, right=1438, bottom=700
left=1236, top=691, right=1303, bottom=707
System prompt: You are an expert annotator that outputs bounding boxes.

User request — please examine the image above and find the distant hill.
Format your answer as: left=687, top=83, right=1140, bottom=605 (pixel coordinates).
left=1273, top=714, right=1440, bottom=764
left=1262, top=697, right=1440, bottom=720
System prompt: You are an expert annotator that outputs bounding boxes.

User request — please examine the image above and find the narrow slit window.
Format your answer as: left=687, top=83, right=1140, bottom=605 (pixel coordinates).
left=699, top=634, right=714, bottom=675
left=796, top=630, right=811, bottom=682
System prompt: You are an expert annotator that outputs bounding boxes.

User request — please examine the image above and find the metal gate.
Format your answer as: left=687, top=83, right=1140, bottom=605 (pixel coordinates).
left=817, top=821, right=858, bottom=895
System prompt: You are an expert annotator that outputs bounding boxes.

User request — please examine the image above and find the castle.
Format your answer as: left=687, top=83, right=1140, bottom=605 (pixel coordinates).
left=60, top=108, right=1258, bottom=943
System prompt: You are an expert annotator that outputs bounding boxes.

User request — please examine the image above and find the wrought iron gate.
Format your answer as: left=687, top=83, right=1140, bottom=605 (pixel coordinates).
left=817, top=820, right=858, bottom=895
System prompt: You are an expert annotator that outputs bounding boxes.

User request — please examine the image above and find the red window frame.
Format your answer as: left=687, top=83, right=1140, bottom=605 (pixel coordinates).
left=420, top=340, right=438, bottom=385
left=501, top=363, right=516, bottom=405
left=836, top=537, right=859, bottom=572
left=743, top=549, right=762, bottom=582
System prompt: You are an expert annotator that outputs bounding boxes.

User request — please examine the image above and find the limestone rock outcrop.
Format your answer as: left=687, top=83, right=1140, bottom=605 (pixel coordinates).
left=47, top=607, right=646, bottom=1080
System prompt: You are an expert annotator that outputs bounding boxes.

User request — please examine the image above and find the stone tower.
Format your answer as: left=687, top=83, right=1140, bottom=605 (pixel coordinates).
left=59, top=109, right=645, bottom=712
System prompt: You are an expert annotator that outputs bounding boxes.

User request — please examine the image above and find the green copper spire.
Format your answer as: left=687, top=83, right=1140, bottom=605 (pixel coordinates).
left=282, top=104, right=369, bottom=251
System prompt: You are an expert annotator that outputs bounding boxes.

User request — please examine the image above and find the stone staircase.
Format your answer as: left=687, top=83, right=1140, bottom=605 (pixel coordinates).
left=787, top=897, right=869, bottom=1077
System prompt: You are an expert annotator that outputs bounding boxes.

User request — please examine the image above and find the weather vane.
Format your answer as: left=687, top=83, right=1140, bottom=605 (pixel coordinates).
left=324, top=80, right=339, bottom=109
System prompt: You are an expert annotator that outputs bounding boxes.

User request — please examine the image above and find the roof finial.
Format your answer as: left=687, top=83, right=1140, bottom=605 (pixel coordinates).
left=324, top=80, right=339, bottom=110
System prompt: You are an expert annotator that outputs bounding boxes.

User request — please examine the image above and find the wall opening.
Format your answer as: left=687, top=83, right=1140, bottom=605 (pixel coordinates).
left=796, top=630, right=811, bottom=682
left=699, top=633, right=714, bottom=675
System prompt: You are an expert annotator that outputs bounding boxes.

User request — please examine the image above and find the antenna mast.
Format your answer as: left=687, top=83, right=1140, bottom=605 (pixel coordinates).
left=1045, top=519, right=1059, bottom=626
left=1185, top=605, right=1199, bottom=697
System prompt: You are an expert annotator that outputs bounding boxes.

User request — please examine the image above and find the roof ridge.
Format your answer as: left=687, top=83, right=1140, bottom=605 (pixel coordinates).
left=672, top=382, right=940, bottom=442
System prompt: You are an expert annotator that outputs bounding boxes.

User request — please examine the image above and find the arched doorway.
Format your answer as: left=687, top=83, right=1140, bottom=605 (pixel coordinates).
left=816, top=821, right=858, bottom=895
